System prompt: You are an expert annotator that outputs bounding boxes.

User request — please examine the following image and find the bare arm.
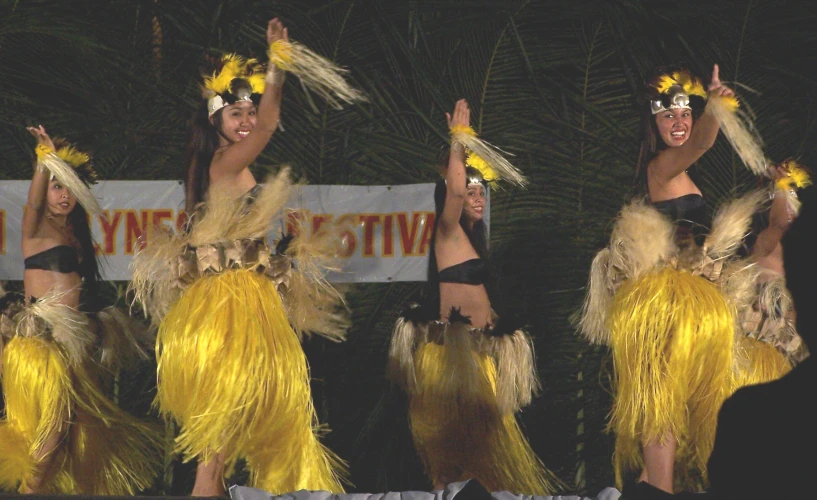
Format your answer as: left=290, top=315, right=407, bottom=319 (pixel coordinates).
left=22, top=126, right=56, bottom=239
left=753, top=192, right=792, bottom=259
left=210, top=19, right=286, bottom=183
left=649, top=64, right=735, bottom=184
left=437, top=99, right=470, bottom=237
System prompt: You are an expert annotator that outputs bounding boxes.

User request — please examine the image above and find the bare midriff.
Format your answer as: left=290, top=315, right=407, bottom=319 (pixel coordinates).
left=439, top=282, right=492, bottom=328
left=24, top=269, right=82, bottom=307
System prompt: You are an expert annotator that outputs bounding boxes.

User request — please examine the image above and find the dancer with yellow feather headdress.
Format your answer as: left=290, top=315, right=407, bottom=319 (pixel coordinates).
left=578, top=64, right=793, bottom=493
left=0, top=126, right=160, bottom=495
left=130, top=18, right=360, bottom=496
left=387, top=99, right=562, bottom=495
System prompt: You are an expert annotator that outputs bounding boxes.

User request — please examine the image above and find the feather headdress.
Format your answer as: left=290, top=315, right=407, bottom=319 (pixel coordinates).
left=648, top=68, right=711, bottom=115
left=34, top=138, right=100, bottom=214
left=202, top=54, right=266, bottom=117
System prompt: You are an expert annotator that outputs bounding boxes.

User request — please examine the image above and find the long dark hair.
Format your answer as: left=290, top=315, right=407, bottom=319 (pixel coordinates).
left=183, top=103, right=224, bottom=213
left=634, top=65, right=707, bottom=195
left=70, top=203, right=103, bottom=311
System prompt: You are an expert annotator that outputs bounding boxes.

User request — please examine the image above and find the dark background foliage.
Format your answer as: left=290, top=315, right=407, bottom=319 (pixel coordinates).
left=1, top=0, right=815, bottom=495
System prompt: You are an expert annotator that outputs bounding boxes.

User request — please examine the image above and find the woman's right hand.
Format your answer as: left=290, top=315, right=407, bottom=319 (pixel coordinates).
left=446, top=98, right=470, bottom=129
left=707, top=64, right=734, bottom=98
left=446, top=99, right=470, bottom=158
left=27, top=125, right=56, bottom=152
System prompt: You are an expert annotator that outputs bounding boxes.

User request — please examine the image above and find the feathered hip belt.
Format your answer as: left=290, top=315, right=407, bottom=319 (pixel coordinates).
left=388, top=304, right=539, bottom=416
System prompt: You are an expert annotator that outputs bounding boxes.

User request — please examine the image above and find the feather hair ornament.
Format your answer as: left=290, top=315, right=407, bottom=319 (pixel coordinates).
left=203, top=54, right=265, bottom=96
left=34, top=139, right=101, bottom=215
left=267, top=40, right=366, bottom=109
left=652, top=70, right=708, bottom=100
left=465, top=151, right=498, bottom=185
left=449, top=124, right=526, bottom=187
left=202, top=54, right=266, bottom=116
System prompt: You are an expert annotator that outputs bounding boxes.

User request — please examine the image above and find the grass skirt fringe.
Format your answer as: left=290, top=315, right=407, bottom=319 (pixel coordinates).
left=0, top=335, right=161, bottom=494
left=608, top=268, right=735, bottom=489
left=156, top=268, right=345, bottom=494
left=392, top=319, right=559, bottom=495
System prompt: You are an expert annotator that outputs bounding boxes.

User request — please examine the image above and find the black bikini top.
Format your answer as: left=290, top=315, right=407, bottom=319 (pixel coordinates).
left=24, top=245, right=80, bottom=274
left=438, top=258, right=488, bottom=285
left=652, top=193, right=710, bottom=245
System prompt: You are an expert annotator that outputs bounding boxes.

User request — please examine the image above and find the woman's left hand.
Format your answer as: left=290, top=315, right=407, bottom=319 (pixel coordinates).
left=708, top=64, right=735, bottom=98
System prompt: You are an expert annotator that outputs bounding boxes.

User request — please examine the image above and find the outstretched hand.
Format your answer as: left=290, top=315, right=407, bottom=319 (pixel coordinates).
left=267, top=17, right=288, bottom=45
left=446, top=99, right=470, bottom=129
left=708, top=64, right=734, bottom=98
left=27, top=125, right=55, bottom=151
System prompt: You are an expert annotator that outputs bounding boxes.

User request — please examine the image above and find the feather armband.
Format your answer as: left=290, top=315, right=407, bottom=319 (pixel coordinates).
left=267, top=40, right=366, bottom=109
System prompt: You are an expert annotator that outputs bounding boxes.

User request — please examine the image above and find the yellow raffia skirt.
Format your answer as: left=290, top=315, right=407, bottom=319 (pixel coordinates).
left=406, top=335, right=558, bottom=495
left=156, top=268, right=345, bottom=494
left=0, top=336, right=161, bottom=495
left=608, top=267, right=736, bottom=488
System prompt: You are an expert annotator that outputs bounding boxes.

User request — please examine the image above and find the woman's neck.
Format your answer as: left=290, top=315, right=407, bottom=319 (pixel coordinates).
left=46, top=212, right=69, bottom=228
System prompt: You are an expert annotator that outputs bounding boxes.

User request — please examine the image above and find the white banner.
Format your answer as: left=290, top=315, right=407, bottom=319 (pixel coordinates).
left=0, top=181, right=489, bottom=282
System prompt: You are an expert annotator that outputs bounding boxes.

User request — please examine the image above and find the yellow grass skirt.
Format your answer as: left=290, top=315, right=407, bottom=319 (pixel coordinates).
left=608, top=268, right=735, bottom=488
left=155, top=268, right=345, bottom=494
left=0, top=336, right=161, bottom=494
left=408, top=342, right=558, bottom=495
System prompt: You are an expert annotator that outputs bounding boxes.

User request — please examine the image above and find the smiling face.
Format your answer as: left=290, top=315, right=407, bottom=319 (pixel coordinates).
left=46, top=179, right=77, bottom=216
left=216, top=101, right=257, bottom=144
left=655, top=107, right=693, bottom=147
left=463, top=184, right=486, bottom=223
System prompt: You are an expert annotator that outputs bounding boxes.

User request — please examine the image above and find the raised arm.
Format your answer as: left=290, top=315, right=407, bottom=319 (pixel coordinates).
left=22, top=125, right=56, bottom=238
left=437, top=99, right=470, bottom=236
left=210, top=19, right=287, bottom=182
left=649, top=64, right=735, bottom=183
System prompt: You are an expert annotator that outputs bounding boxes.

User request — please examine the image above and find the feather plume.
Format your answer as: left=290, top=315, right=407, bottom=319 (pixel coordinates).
left=95, top=306, right=152, bottom=371
left=652, top=70, right=707, bottom=99
left=203, top=54, right=265, bottom=96
left=706, top=96, right=767, bottom=176
left=37, top=153, right=101, bottom=215
left=450, top=125, right=526, bottom=187
left=704, top=190, right=765, bottom=261
left=280, top=213, right=350, bottom=342
left=268, top=40, right=366, bottom=109
left=225, top=168, right=293, bottom=242
left=576, top=248, right=614, bottom=345
left=608, top=201, right=676, bottom=280
left=15, top=287, right=93, bottom=366
left=128, top=223, right=187, bottom=325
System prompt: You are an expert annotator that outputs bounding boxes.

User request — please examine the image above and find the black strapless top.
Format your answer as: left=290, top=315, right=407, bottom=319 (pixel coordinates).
left=652, top=193, right=710, bottom=245
left=24, top=245, right=80, bottom=274
left=438, top=258, right=488, bottom=285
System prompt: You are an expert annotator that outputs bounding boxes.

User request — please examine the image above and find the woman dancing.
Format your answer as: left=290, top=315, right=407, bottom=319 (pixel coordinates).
left=387, top=99, right=561, bottom=495
left=579, top=64, right=792, bottom=493
left=0, top=126, right=159, bottom=495
left=131, top=18, right=358, bottom=496
left=737, top=160, right=811, bottom=370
